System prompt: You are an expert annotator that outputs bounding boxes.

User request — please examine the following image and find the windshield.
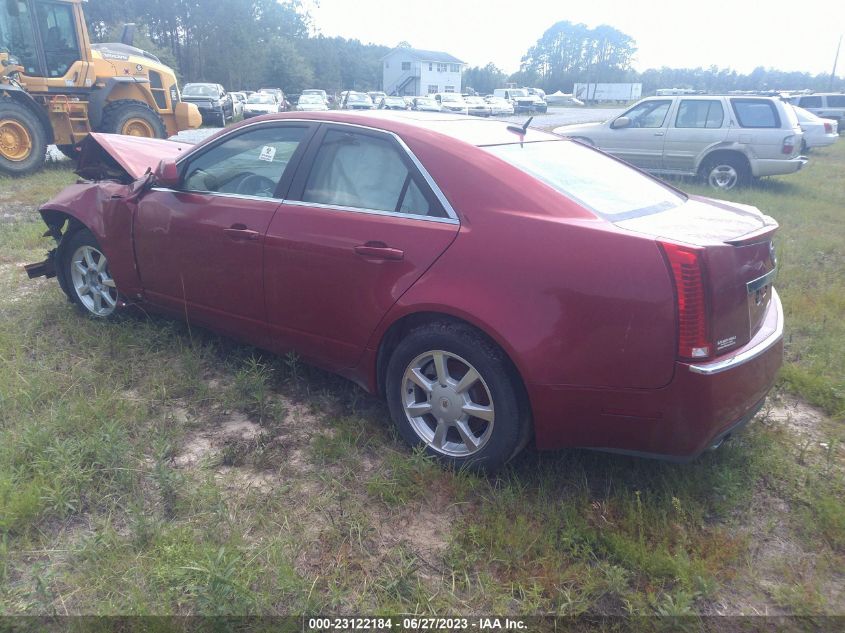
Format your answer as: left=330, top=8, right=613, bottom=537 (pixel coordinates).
left=441, top=94, right=464, bottom=103
left=303, top=90, right=324, bottom=96
left=247, top=94, right=275, bottom=104
left=347, top=94, right=371, bottom=103
left=510, top=89, right=528, bottom=97
left=298, top=95, right=322, bottom=104
left=183, top=84, right=218, bottom=97
left=0, top=0, right=38, bottom=73
left=485, top=140, right=685, bottom=219
left=384, top=97, right=405, bottom=105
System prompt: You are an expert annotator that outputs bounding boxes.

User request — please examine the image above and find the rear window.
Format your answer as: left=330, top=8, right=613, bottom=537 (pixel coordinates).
left=798, top=96, right=823, bottom=108
left=731, top=99, right=780, bottom=128
left=484, top=140, right=685, bottom=219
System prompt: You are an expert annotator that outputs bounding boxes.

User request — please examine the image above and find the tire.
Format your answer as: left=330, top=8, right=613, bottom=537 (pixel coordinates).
left=0, top=100, right=47, bottom=176
left=700, top=154, right=749, bottom=191
left=59, top=228, right=119, bottom=318
left=100, top=100, right=166, bottom=138
left=385, top=321, right=527, bottom=471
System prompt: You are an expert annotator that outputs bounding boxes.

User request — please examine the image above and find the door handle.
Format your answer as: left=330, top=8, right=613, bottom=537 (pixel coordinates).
left=224, top=224, right=261, bottom=241
left=354, top=242, right=404, bottom=261
left=654, top=131, right=665, bottom=136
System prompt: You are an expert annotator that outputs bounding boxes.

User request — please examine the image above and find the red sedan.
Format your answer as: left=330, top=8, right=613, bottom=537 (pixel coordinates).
left=26, top=111, right=783, bottom=471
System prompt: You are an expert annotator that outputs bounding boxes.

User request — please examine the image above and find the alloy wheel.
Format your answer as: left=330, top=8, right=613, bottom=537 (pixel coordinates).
left=69, top=245, right=118, bottom=317
left=401, top=350, right=495, bottom=457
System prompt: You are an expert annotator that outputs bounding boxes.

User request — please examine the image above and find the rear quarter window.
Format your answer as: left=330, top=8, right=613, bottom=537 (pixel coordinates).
left=826, top=95, right=845, bottom=107
left=731, top=99, right=781, bottom=128
left=484, top=140, right=685, bottom=220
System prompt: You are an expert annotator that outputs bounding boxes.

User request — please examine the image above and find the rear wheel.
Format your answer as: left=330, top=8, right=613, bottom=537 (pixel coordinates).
left=100, top=100, right=166, bottom=139
left=0, top=101, right=47, bottom=176
left=701, top=154, right=749, bottom=191
left=385, top=322, right=527, bottom=471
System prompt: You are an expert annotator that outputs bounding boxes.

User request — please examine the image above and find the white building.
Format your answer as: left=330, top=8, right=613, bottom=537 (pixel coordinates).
left=382, top=47, right=465, bottom=96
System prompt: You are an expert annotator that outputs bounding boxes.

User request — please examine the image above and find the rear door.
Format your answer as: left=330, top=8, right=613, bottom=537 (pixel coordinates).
left=663, top=98, right=728, bottom=172
left=263, top=124, right=460, bottom=370
left=603, top=99, right=672, bottom=170
left=135, top=122, right=316, bottom=336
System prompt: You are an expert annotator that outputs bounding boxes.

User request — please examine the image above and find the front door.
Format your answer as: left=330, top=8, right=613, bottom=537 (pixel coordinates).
left=603, top=99, right=672, bottom=170
left=263, top=124, right=460, bottom=370
left=134, top=122, right=315, bottom=337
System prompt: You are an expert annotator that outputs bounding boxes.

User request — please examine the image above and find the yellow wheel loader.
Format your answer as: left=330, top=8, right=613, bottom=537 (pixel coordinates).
left=0, top=0, right=200, bottom=175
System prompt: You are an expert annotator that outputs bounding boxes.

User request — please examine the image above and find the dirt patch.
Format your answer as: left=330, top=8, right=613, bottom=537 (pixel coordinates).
left=762, top=393, right=844, bottom=464
left=172, top=411, right=262, bottom=467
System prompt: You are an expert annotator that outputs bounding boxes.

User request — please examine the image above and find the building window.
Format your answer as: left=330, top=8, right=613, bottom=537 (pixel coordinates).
left=428, top=63, right=433, bottom=71
left=401, top=61, right=410, bottom=71
left=449, top=64, right=460, bottom=73
left=427, top=85, right=438, bottom=94
left=385, top=62, right=389, bottom=68
left=437, top=63, right=447, bottom=72
left=444, top=86, right=455, bottom=93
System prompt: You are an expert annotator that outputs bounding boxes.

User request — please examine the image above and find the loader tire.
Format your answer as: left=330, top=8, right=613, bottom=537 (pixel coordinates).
left=100, top=100, right=166, bottom=139
left=0, top=100, right=47, bottom=176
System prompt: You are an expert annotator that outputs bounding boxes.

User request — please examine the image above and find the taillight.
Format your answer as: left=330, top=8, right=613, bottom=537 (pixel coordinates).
left=782, top=134, right=795, bottom=155
left=824, top=122, right=833, bottom=134
left=660, top=241, right=711, bottom=360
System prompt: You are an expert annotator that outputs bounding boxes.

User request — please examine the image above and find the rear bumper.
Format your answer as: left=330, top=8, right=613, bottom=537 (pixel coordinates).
left=752, top=156, right=807, bottom=177
left=529, top=289, right=784, bottom=460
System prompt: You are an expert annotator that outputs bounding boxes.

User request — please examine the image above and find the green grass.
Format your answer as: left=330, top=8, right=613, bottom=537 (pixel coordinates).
left=0, top=149, right=843, bottom=616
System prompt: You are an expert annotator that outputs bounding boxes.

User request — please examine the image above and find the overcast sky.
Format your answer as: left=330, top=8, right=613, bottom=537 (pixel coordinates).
left=305, top=0, right=844, bottom=78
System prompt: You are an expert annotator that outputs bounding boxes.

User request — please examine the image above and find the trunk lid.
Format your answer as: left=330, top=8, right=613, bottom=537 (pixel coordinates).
left=76, top=133, right=194, bottom=182
left=616, top=195, right=778, bottom=356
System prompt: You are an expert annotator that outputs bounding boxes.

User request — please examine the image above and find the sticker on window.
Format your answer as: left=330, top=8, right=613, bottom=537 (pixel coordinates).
left=258, top=146, right=276, bottom=162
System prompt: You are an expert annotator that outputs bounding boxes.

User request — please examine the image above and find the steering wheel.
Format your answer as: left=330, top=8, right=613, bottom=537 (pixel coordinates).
left=234, top=173, right=277, bottom=197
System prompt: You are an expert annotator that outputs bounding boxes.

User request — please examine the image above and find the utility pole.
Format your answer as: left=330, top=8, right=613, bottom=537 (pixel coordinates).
left=831, top=34, right=843, bottom=91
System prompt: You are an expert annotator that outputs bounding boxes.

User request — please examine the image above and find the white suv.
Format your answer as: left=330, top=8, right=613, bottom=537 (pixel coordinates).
left=786, top=93, right=845, bottom=130
left=555, top=95, right=806, bottom=190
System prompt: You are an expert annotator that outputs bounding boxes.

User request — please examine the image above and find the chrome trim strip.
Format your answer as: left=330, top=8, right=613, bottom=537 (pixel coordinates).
left=746, top=267, right=777, bottom=293
left=150, top=187, right=282, bottom=203
left=282, top=199, right=459, bottom=224
left=172, top=116, right=460, bottom=222
left=689, top=288, right=783, bottom=376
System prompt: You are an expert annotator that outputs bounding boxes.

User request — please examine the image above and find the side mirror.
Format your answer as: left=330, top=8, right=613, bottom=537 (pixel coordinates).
left=154, top=159, right=180, bottom=189
left=611, top=116, right=631, bottom=129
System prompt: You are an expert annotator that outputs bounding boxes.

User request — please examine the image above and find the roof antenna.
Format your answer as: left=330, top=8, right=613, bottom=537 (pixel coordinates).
left=507, top=116, right=534, bottom=135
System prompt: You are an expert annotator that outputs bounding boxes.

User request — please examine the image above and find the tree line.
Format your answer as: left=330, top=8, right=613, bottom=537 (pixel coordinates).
left=85, top=2, right=843, bottom=95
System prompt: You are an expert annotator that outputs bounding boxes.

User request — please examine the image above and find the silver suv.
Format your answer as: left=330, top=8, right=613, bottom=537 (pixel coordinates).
left=555, top=95, right=806, bottom=190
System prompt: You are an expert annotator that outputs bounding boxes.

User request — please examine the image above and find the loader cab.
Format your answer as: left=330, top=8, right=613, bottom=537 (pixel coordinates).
left=0, top=0, right=90, bottom=83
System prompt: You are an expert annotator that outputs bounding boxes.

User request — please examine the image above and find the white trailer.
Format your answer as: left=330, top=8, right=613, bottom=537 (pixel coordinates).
left=573, top=83, right=642, bottom=103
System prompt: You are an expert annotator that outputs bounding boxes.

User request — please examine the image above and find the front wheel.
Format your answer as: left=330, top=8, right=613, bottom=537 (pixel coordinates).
left=385, top=322, right=527, bottom=471
left=0, top=101, right=47, bottom=176
left=60, top=229, right=119, bottom=318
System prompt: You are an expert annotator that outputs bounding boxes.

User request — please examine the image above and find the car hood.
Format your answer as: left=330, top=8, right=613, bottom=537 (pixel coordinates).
left=76, top=132, right=194, bottom=182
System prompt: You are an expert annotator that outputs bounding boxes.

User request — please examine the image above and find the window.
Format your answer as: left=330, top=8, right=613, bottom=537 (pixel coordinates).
left=437, top=63, right=448, bottom=72
left=826, top=95, right=845, bottom=107
left=427, top=85, right=438, bottom=94
left=621, top=100, right=672, bottom=128
left=485, top=141, right=685, bottom=219
left=35, top=0, right=79, bottom=77
left=182, top=126, right=306, bottom=198
left=449, top=64, right=460, bottom=73
left=798, top=96, right=822, bottom=108
left=384, top=62, right=389, bottom=68
left=731, top=99, right=780, bottom=128
left=428, top=63, right=432, bottom=71
left=401, top=61, right=411, bottom=71
left=444, top=86, right=455, bottom=93
left=0, top=1, right=39, bottom=75
left=301, top=129, right=444, bottom=217
left=675, top=100, right=724, bottom=128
